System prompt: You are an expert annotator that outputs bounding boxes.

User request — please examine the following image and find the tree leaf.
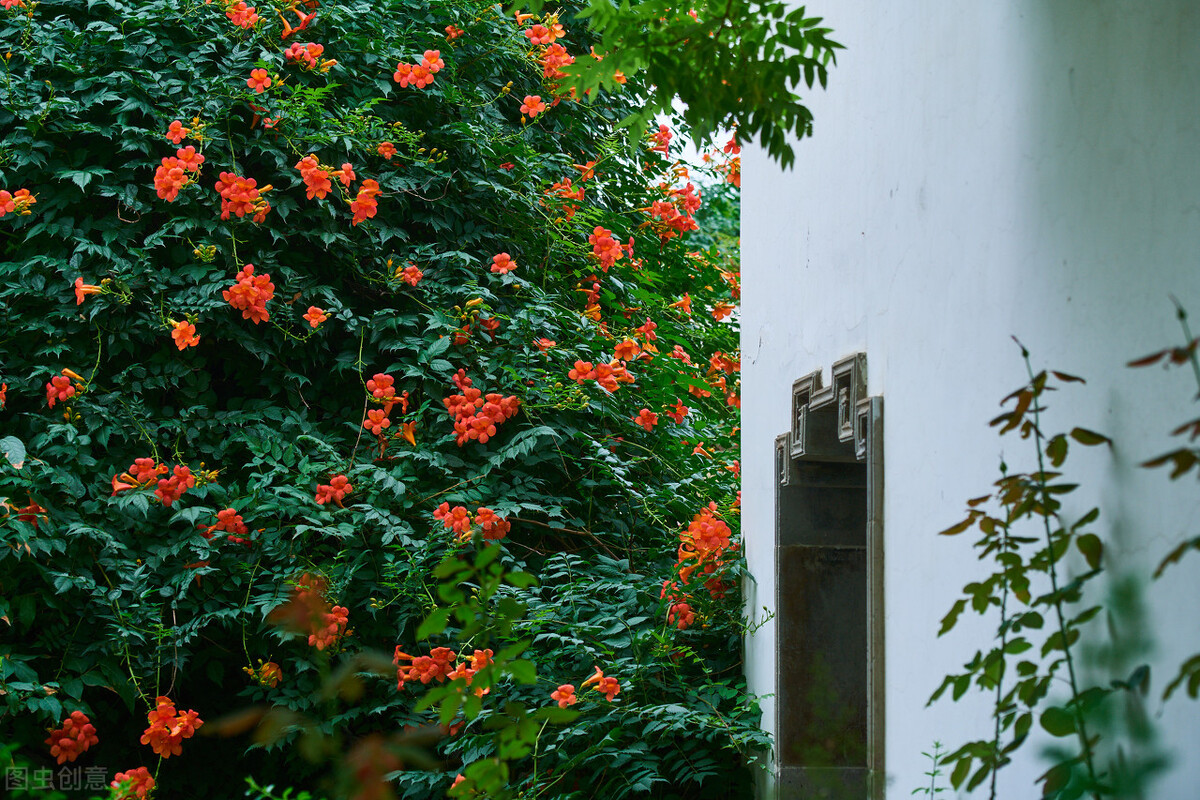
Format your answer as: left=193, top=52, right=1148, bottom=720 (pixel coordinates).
left=1075, top=533, right=1102, bottom=569
left=0, top=436, right=25, bottom=469
left=1068, top=427, right=1110, bottom=446
left=1046, top=434, right=1067, bottom=467
left=1040, top=706, right=1075, bottom=737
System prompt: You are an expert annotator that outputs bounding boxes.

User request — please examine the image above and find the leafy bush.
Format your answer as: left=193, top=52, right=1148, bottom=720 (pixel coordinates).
left=0, top=0, right=756, bottom=797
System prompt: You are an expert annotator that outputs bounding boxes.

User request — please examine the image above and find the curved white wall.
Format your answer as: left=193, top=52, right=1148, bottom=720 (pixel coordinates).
left=742, top=1, right=1200, bottom=796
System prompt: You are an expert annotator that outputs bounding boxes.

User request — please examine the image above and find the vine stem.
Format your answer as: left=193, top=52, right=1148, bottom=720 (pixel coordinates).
left=930, top=741, right=943, bottom=797
left=530, top=717, right=551, bottom=788
left=240, top=557, right=263, bottom=663
left=1019, top=346, right=1101, bottom=798
left=991, top=477, right=1014, bottom=800
left=88, top=548, right=150, bottom=706
left=1169, top=296, right=1200, bottom=393
left=346, top=329, right=368, bottom=468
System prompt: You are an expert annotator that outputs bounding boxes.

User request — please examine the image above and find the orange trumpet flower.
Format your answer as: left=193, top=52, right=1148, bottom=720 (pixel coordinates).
left=399, top=421, right=416, bottom=446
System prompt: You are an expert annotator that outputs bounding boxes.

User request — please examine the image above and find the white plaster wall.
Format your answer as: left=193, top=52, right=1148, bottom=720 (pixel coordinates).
left=742, top=1, right=1200, bottom=796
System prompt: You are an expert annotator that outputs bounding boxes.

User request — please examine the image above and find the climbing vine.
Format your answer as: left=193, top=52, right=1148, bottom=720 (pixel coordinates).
left=0, top=1, right=759, bottom=798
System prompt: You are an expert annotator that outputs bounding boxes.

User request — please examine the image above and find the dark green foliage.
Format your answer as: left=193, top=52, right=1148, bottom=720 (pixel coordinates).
left=514, top=0, right=842, bottom=168
left=0, top=1, right=758, bottom=797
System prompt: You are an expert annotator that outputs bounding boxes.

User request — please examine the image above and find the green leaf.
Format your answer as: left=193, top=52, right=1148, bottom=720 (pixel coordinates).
left=949, top=755, right=972, bottom=788
left=1075, top=533, right=1102, bottom=569
left=0, top=436, right=25, bottom=469
left=1069, top=427, right=1111, bottom=446
left=506, top=658, right=537, bottom=685
left=1046, top=434, right=1068, bottom=467
left=938, top=599, right=966, bottom=635
left=416, top=608, right=450, bottom=641
left=1040, top=706, right=1075, bottom=737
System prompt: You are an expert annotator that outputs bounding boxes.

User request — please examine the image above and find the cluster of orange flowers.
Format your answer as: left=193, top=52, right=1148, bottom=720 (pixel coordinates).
left=551, top=665, right=621, bottom=708
left=311, top=605, right=350, bottom=650
left=677, top=503, right=733, bottom=578
left=646, top=179, right=701, bottom=240
left=200, top=507, right=251, bottom=545
left=433, top=503, right=510, bottom=544
left=568, top=359, right=634, bottom=393
left=295, top=154, right=355, bottom=198
left=215, top=171, right=272, bottom=222
left=45, top=711, right=99, bottom=764
left=214, top=0, right=258, bottom=29
left=315, top=474, right=352, bottom=506
left=442, top=371, right=520, bottom=445
left=517, top=12, right=582, bottom=94
left=394, top=646, right=493, bottom=692
left=285, top=41, right=335, bottom=72
left=223, top=264, right=275, bottom=324
left=109, top=458, right=198, bottom=506
left=153, top=146, right=205, bottom=201
left=140, top=695, right=203, bottom=758
left=110, top=457, right=162, bottom=495
left=706, top=349, right=741, bottom=408
left=268, top=573, right=351, bottom=651
left=351, top=179, right=382, bottom=225
left=683, top=504, right=737, bottom=591
left=544, top=176, right=584, bottom=220
left=541, top=42, right=574, bottom=80
left=394, top=49, right=444, bottom=89
left=44, top=368, right=83, bottom=408
left=524, top=20, right=565, bottom=46
left=658, top=506, right=738, bottom=631
left=366, top=372, right=406, bottom=413
left=110, top=767, right=155, bottom=800
left=156, top=465, right=196, bottom=506
left=588, top=225, right=628, bottom=272
left=360, top=372, right=415, bottom=442
left=0, top=187, right=36, bottom=216
left=649, top=124, right=672, bottom=154
left=295, top=154, right=332, bottom=198
left=660, top=580, right=695, bottom=629
left=243, top=659, right=283, bottom=687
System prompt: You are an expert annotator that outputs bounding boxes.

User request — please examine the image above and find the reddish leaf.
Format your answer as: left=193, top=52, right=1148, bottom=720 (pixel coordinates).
left=1127, top=349, right=1168, bottom=368
left=939, top=515, right=976, bottom=536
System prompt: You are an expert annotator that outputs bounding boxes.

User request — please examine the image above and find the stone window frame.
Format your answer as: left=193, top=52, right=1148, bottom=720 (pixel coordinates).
left=773, top=353, right=884, bottom=799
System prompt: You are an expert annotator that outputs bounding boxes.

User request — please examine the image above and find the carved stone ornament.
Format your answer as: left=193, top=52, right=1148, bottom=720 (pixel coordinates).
left=789, top=353, right=867, bottom=463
